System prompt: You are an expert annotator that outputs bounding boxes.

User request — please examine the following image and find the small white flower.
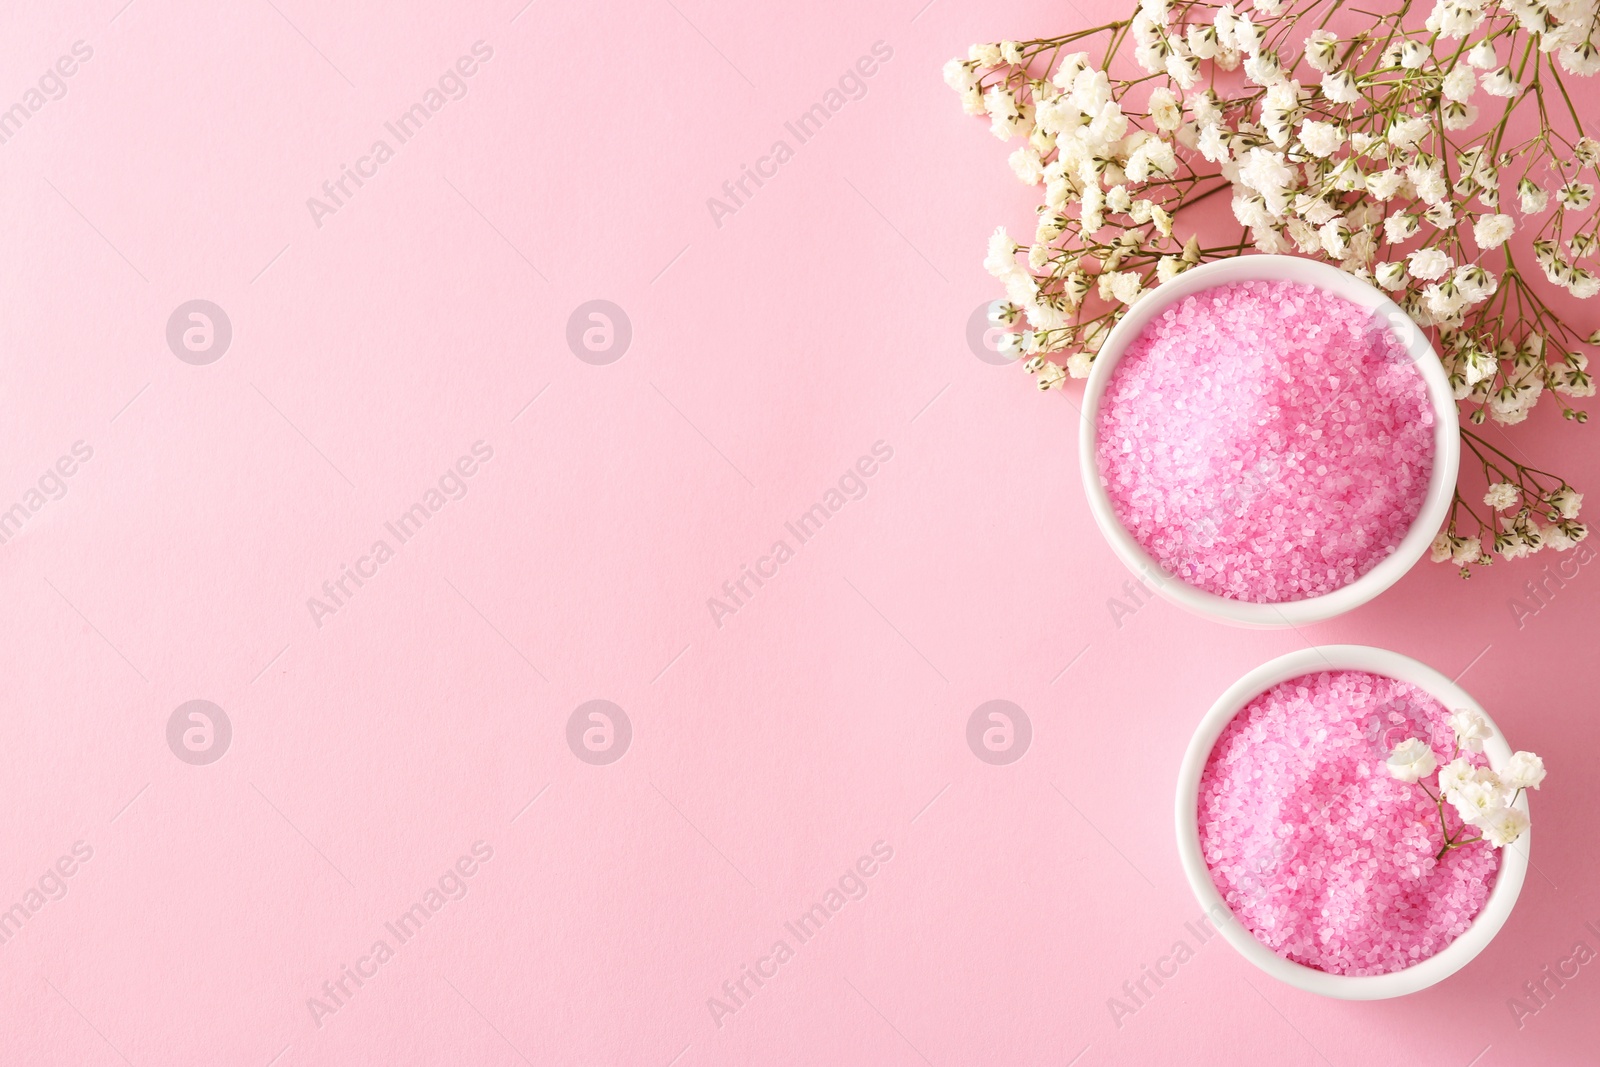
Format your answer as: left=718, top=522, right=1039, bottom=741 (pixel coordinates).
left=999, top=40, right=1024, bottom=65
left=1430, top=530, right=1454, bottom=562
left=1445, top=772, right=1503, bottom=824
left=984, top=227, right=1019, bottom=277
left=1482, top=66, right=1521, bottom=97
left=1305, top=29, right=1339, bottom=72
left=1437, top=757, right=1475, bottom=794
left=1166, top=50, right=1201, bottom=89
left=1473, top=213, right=1515, bottom=249
left=1147, top=86, right=1182, bottom=131
left=1198, top=122, right=1232, bottom=163
left=1399, top=40, right=1430, bottom=69
left=1484, top=482, right=1520, bottom=510
left=1558, top=181, right=1595, bottom=211
left=943, top=57, right=979, bottom=91
left=1367, top=169, right=1405, bottom=201
left=1319, top=218, right=1349, bottom=257
left=1560, top=41, right=1600, bottom=77
left=1409, top=159, right=1449, bottom=204
left=1550, top=487, right=1583, bottom=519
left=1239, top=147, right=1295, bottom=214
left=1443, top=64, right=1476, bottom=102
left=1232, top=12, right=1262, bottom=55
left=969, top=42, right=1003, bottom=67
left=1468, top=40, right=1498, bottom=69
left=1502, top=751, right=1547, bottom=791
left=1448, top=708, right=1494, bottom=752
left=1388, top=114, right=1431, bottom=149
left=1387, top=737, right=1439, bottom=783
left=1519, top=181, right=1548, bottom=214
left=1479, top=805, right=1530, bottom=847
left=1098, top=269, right=1145, bottom=305
left=1452, top=535, right=1482, bottom=564
left=1407, top=247, right=1454, bottom=280
left=1375, top=260, right=1407, bottom=289
left=1009, top=147, right=1045, bottom=185
left=1322, top=70, right=1361, bottom=104
left=1298, top=118, right=1344, bottom=157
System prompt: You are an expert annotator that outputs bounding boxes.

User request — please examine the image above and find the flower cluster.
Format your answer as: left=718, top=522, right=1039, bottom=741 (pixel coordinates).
left=947, top=0, right=1598, bottom=576
left=1387, top=708, right=1543, bottom=856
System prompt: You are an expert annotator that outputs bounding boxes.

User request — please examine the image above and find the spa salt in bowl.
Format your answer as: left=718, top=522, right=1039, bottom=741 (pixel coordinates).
left=1197, top=670, right=1500, bottom=976
left=1094, top=279, right=1435, bottom=603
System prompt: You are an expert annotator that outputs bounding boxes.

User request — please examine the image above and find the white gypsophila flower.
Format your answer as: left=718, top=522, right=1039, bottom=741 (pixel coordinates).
left=1388, top=114, right=1431, bottom=149
left=1239, top=146, right=1295, bottom=214
left=1474, top=212, right=1515, bottom=249
left=1551, top=487, right=1583, bottom=518
left=1449, top=707, right=1494, bottom=751
left=1071, top=67, right=1112, bottom=115
left=1322, top=70, right=1361, bottom=104
left=1367, top=169, right=1405, bottom=201
left=1147, top=86, right=1182, bottom=131
left=1382, top=211, right=1420, bottom=241
left=1578, top=137, right=1600, bottom=166
left=1444, top=101, right=1479, bottom=130
left=1157, top=254, right=1185, bottom=282
left=1428, top=0, right=1487, bottom=37
left=1400, top=40, right=1430, bottom=69
left=1166, top=49, right=1201, bottom=89
left=1426, top=200, right=1457, bottom=229
left=1519, top=180, right=1549, bottom=214
left=1571, top=270, right=1600, bottom=299
left=1482, top=66, right=1521, bottom=97
left=1052, top=51, right=1090, bottom=89
left=1451, top=534, right=1483, bottom=563
left=1010, top=147, right=1045, bottom=184
left=1387, top=738, right=1439, bottom=783
left=1437, top=756, right=1475, bottom=794
left=1081, top=184, right=1106, bottom=236
left=1479, top=805, right=1531, bottom=847
left=1319, top=218, right=1350, bottom=257
left=1027, top=243, right=1049, bottom=270
left=1444, top=770, right=1502, bottom=824
left=1484, top=482, right=1520, bottom=510
left=1107, top=184, right=1133, bottom=213
left=1233, top=12, right=1263, bottom=54
left=1106, top=270, right=1144, bottom=305
left=1502, top=751, right=1548, bottom=790
left=1409, top=159, right=1449, bottom=204
left=1561, top=41, right=1600, bottom=76
left=985, top=226, right=1019, bottom=277
left=1559, top=181, right=1595, bottom=210
left=1408, top=247, right=1454, bottom=280
left=943, top=57, right=979, bottom=91
left=985, top=86, right=1028, bottom=139
left=1004, top=269, right=1037, bottom=305
left=1468, top=39, right=1498, bottom=68
left=1256, top=0, right=1284, bottom=14
left=1000, top=40, right=1024, bottom=65
left=1305, top=29, right=1339, bottom=72
left=1298, top=118, right=1344, bottom=157
left=969, top=42, right=1003, bottom=67
left=961, top=83, right=986, bottom=116
left=1443, top=64, right=1477, bottom=102
left=1375, top=260, right=1407, bottom=289
left=1245, top=52, right=1286, bottom=87
left=1198, top=123, right=1232, bottom=163
left=1187, top=22, right=1220, bottom=60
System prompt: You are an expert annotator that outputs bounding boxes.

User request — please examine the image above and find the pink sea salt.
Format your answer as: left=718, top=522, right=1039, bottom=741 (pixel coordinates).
left=1096, top=280, right=1434, bottom=602
left=1198, top=670, right=1499, bottom=977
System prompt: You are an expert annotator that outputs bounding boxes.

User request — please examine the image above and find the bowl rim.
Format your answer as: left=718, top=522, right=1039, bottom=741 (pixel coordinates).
left=1174, top=645, right=1530, bottom=1000
left=1077, top=253, right=1461, bottom=629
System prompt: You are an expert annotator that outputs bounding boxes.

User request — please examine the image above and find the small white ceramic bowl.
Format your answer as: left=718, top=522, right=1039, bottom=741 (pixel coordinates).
left=1078, top=254, right=1460, bottom=628
left=1175, top=645, right=1529, bottom=1000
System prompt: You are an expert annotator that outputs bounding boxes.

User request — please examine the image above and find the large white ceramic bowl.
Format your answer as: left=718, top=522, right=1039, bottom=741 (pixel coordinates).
left=1175, top=645, right=1529, bottom=1000
left=1079, top=255, right=1460, bottom=628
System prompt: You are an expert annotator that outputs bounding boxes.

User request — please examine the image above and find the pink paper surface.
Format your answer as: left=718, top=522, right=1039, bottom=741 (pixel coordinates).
left=1, top=1, right=1596, bottom=1064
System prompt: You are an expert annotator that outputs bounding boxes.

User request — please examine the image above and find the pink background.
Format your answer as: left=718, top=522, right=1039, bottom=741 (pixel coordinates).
left=2, top=0, right=1597, bottom=1064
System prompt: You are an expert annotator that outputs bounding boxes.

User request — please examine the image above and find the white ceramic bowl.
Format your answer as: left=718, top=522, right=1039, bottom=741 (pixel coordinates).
left=1175, top=645, right=1529, bottom=1000
left=1078, top=254, right=1460, bottom=628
